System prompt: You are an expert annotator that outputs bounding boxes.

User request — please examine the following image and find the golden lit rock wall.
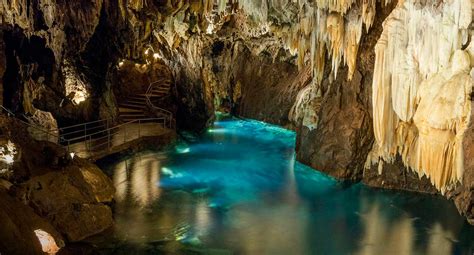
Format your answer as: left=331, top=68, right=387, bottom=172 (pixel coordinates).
left=368, top=0, right=473, bottom=193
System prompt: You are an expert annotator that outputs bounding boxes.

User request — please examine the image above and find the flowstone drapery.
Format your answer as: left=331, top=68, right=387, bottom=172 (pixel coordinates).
left=368, top=0, right=473, bottom=193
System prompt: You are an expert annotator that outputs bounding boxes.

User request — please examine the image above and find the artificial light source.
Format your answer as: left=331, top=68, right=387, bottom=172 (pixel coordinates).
left=69, top=152, right=75, bottom=159
left=73, top=91, right=87, bottom=104
left=34, top=229, right=61, bottom=254
left=63, top=59, right=90, bottom=105
left=118, top=61, right=124, bottom=67
left=206, top=23, right=214, bottom=34
left=0, top=140, right=17, bottom=165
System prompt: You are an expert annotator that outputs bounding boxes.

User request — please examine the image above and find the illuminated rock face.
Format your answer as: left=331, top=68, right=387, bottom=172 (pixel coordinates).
left=0, top=0, right=473, bottom=225
left=368, top=0, right=473, bottom=193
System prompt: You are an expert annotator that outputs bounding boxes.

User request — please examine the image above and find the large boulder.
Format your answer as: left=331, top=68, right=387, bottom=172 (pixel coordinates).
left=0, top=189, right=64, bottom=255
left=14, top=158, right=115, bottom=242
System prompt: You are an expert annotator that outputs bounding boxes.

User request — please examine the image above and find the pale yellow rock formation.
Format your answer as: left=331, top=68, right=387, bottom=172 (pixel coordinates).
left=369, top=0, right=473, bottom=193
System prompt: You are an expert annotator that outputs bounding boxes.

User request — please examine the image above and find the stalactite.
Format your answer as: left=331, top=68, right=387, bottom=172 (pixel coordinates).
left=368, top=0, right=473, bottom=193
left=344, top=8, right=362, bottom=80
left=362, top=0, right=376, bottom=31
left=209, top=0, right=382, bottom=83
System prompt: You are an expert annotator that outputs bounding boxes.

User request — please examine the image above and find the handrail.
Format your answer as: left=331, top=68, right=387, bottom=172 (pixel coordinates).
left=64, top=117, right=167, bottom=156
left=60, top=118, right=111, bottom=132
left=1, top=105, right=62, bottom=143
left=145, top=80, right=174, bottom=128
left=2, top=105, right=169, bottom=158
left=0, top=105, right=14, bottom=116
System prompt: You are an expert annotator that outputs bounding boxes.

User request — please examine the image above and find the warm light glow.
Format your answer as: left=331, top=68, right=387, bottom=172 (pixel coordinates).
left=153, top=53, right=161, bottom=59
left=206, top=23, right=214, bottom=34
left=64, top=60, right=90, bottom=105
left=144, top=49, right=149, bottom=55
left=73, top=91, right=87, bottom=104
left=0, top=140, right=17, bottom=165
left=69, top=152, right=75, bottom=159
left=118, top=61, right=124, bottom=67
left=34, top=229, right=61, bottom=254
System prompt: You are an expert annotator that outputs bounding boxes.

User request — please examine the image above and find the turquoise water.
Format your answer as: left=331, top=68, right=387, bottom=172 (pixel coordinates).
left=99, top=116, right=474, bottom=254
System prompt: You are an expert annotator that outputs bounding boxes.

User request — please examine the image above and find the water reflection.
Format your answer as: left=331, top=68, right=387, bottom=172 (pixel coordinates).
left=114, top=154, right=162, bottom=207
left=99, top=117, right=474, bottom=254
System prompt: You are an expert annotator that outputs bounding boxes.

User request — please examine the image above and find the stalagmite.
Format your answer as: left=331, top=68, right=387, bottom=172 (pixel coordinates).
left=369, top=0, right=473, bottom=192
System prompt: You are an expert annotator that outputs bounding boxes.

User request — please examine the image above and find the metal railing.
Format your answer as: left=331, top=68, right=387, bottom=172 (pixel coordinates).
left=1, top=106, right=168, bottom=158
left=64, top=117, right=167, bottom=156
left=145, top=79, right=174, bottom=129
left=0, top=105, right=63, bottom=143
left=59, top=119, right=112, bottom=144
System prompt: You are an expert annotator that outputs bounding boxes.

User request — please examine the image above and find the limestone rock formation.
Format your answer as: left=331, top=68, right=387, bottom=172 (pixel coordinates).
left=367, top=0, right=473, bottom=191
left=1, top=0, right=474, bottom=228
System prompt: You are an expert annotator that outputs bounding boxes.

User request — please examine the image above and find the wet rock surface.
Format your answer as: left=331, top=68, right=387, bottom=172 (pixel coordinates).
left=363, top=156, right=438, bottom=194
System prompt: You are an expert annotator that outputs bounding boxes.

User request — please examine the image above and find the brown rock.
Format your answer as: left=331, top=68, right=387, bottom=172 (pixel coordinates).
left=53, top=203, right=113, bottom=242
left=0, top=189, right=64, bottom=255
left=296, top=70, right=373, bottom=180
left=14, top=159, right=114, bottom=241
left=451, top=108, right=474, bottom=224
left=363, top=156, right=438, bottom=194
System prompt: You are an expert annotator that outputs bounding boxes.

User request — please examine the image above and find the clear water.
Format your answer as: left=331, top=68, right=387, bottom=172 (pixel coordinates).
left=98, top=116, right=474, bottom=255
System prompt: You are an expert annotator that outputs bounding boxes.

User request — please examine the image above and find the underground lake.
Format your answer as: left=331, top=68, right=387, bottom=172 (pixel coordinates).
left=96, top=116, right=474, bottom=255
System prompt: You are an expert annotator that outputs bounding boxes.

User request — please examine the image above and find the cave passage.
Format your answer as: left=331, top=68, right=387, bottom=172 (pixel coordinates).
left=98, top=115, right=474, bottom=254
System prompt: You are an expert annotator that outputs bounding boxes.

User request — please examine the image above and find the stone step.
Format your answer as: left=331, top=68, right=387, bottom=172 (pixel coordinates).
left=118, top=107, right=142, bottom=113
left=125, top=95, right=148, bottom=101
left=120, top=118, right=162, bottom=124
left=119, top=112, right=146, bottom=117
left=140, top=91, right=169, bottom=97
left=152, top=86, right=170, bottom=91
left=124, top=98, right=146, bottom=105
left=118, top=103, right=146, bottom=110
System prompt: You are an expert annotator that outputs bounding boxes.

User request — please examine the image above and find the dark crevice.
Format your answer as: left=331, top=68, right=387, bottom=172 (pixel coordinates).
left=2, top=26, right=56, bottom=113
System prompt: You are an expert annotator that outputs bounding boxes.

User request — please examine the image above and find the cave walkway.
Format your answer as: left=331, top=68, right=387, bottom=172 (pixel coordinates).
left=63, top=119, right=175, bottom=160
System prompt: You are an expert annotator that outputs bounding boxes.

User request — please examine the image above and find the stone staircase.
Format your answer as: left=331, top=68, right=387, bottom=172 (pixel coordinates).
left=118, top=78, right=171, bottom=123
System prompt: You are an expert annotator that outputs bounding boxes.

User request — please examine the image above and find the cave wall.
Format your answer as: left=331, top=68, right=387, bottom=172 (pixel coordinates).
left=149, top=0, right=474, bottom=225
left=0, top=30, right=4, bottom=107
left=223, top=44, right=311, bottom=127
left=295, top=1, right=396, bottom=180
left=0, top=0, right=472, bottom=226
left=0, top=0, right=177, bottom=127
